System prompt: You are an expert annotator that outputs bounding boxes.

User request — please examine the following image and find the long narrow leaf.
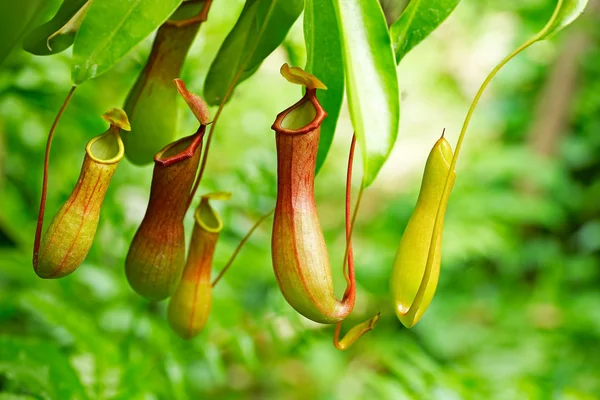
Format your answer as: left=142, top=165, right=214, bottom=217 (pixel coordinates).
left=23, top=0, right=89, bottom=56
left=390, top=0, right=461, bottom=64
left=333, top=0, right=400, bottom=187
left=71, top=0, right=183, bottom=84
left=203, top=0, right=303, bottom=106
left=304, top=0, right=344, bottom=174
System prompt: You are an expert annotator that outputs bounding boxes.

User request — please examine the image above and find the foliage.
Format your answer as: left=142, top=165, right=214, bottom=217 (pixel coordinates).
left=390, top=0, right=460, bottom=63
left=204, top=0, right=304, bottom=106
left=71, top=0, right=183, bottom=84
left=23, top=0, right=89, bottom=56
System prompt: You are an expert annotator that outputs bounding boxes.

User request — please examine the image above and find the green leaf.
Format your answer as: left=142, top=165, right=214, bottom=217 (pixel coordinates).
left=390, top=0, right=461, bottom=64
left=539, top=0, right=588, bottom=39
left=304, top=0, right=345, bottom=175
left=0, top=0, right=52, bottom=66
left=71, top=0, right=183, bottom=84
left=23, top=0, right=89, bottom=56
left=204, top=0, right=304, bottom=106
left=333, top=0, right=400, bottom=187
left=0, top=336, right=88, bottom=399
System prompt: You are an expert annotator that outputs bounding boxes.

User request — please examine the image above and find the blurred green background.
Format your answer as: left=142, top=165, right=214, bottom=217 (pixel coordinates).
left=1, top=0, right=599, bottom=398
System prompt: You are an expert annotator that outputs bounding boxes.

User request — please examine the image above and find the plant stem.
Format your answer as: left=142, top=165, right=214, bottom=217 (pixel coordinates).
left=211, top=208, right=274, bottom=287
left=33, top=85, right=77, bottom=269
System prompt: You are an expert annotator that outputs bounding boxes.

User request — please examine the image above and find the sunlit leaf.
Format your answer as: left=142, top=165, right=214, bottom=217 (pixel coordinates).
left=333, top=0, right=400, bottom=187
left=304, top=0, right=345, bottom=174
left=71, top=0, right=183, bottom=84
left=23, top=0, right=89, bottom=56
left=390, top=0, right=461, bottom=63
left=203, top=0, right=303, bottom=106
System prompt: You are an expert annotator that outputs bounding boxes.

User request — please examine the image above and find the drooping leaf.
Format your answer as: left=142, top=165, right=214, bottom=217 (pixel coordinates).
left=0, top=0, right=52, bottom=66
left=390, top=0, right=461, bottom=64
left=304, top=0, right=345, bottom=175
left=204, top=0, right=304, bottom=106
left=71, top=0, right=183, bottom=84
left=333, top=0, right=400, bottom=187
left=539, top=0, right=589, bottom=39
left=23, top=0, right=89, bottom=56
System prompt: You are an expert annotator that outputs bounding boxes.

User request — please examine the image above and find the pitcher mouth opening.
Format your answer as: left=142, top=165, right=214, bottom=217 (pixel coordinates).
left=194, top=197, right=224, bottom=233
left=271, top=89, right=327, bottom=136
left=86, top=127, right=125, bottom=164
left=155, top=125, right=206, bottom=166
